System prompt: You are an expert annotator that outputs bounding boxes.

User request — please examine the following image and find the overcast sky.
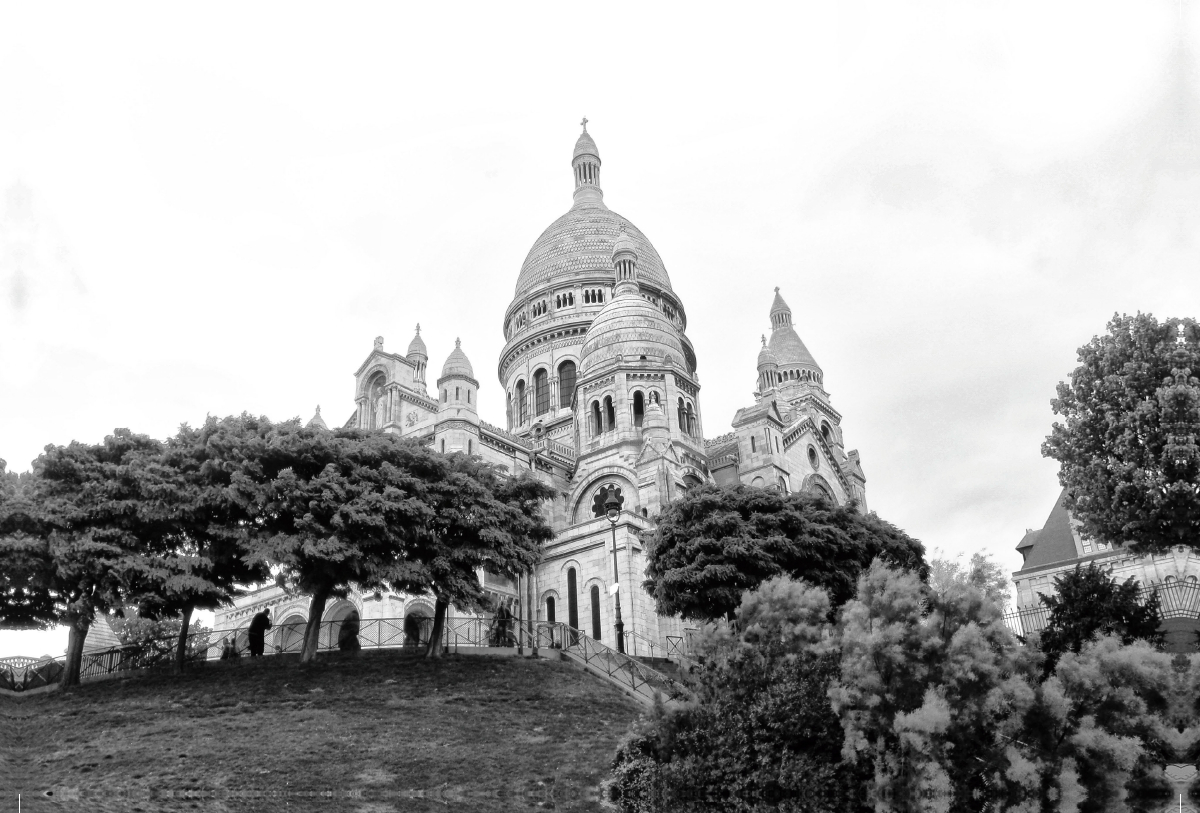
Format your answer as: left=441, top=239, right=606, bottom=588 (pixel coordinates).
left=2, top=2, right=1197, bottom=657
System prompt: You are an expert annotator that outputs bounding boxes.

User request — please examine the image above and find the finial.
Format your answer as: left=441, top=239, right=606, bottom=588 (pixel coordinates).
left=415, top=323, right=421, bottom=336
left=455, top=337, right=461, bottom=348
left=580, top=116, right=588, bottom=132
left=774, top=286, right=780, bottom=293
left=315, top=405, right=321, bottom=415
left=761, top=334, right=766, bottom=347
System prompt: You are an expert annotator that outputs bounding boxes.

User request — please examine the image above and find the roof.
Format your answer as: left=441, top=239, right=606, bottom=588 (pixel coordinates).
left=769, top=326, right=821, bottom=371
left=306, top=406, right=329, bottom=431
left=441, top=338, right=474, bottom=379
left=514, top=203, right=672, bottom=298
left=731, top=400, right=785, bottom=428
left=407, top=325, right=427, bottom=358
left=1016, top=489, right=1081, bottom=571
left=574, top=129, right=600, bottom=161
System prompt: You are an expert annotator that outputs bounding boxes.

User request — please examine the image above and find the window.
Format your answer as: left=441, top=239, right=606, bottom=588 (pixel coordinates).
left=440, top=439, right=445, bottom=453
left=591, top=484, right=624, bottom=518
left=516, top=380, right=528, bottom=424
left=687, top=403, right=696, bottom=436
left=775, top=436, right=780, bottom=453
left=821, top=422, right=831, bottom=442
left=590, top=586, right=602, bottom=640
left=751, top=436, right=757, bottom=453
left=633, top=391, right=645, bottom=427
left=677, top=398, right=686, bottom=432
left=467, top=389, right=471, bottom=404
left=455, top=386, right=460, bottom=400
left=468, top=439, right=473, bottom=455
left=591, top=401, right=602, bottom=437
left=604, top=396, right=616, bottom=431
left=442, top=389, right=447, bottom=402
left=558, top=361, right=576, bottom=410
left=534, top=369, right=549, bottom=415
left=546, top=597, right=555, bottom=624
left=567, top=569, right=579, bottom=631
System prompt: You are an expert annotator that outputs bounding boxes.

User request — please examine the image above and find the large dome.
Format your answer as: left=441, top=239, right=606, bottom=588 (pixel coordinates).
left=580, top=291, right=685, bottom=376
left=514, top=203, right=673, bottom=298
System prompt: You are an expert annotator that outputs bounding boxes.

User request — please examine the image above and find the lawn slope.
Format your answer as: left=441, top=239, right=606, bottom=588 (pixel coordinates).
left=1, top=650, right=644, bottom=813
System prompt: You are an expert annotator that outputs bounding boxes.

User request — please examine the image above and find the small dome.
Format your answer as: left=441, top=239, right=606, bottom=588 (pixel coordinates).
left=612, top=224, right=637, bottom=260
left=407, top=324, right=427, bottom=359
left=574, top=129, right=600, bottom=162
left=580, top=292, right=683, bottom=376
left=441, top=338, right=474, bottom=379
left=307, top=406, right=329, bottom=431
left=757, top=336, right=778, bottom=369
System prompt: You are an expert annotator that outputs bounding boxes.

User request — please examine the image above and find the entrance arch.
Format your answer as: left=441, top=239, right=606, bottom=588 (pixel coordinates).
left=321, top=600, right=359, bottom=650
left=404, top=601, right=434, bottom=649
left=275, top=614, right=307, bottom=654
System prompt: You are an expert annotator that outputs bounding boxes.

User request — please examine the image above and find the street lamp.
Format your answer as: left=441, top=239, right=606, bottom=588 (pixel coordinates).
left=604, top=491, right=626, bottom=654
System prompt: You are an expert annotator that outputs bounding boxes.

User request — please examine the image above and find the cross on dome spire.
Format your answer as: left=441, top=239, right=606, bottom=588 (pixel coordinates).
left=572, top=120, right=602, bottom=204
left=415, top=323, right=420, bottom=335
left=580, top=116, right=588, bottom=132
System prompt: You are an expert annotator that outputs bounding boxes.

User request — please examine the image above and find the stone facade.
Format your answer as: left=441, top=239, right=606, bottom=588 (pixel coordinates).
left=215, top=123, right=870, bottom=655
left=1011, top=490, right=1200, bottom=652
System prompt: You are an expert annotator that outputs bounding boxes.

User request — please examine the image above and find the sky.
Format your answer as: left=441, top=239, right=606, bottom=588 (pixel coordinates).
left=1, top=2, right=1197, bottom=657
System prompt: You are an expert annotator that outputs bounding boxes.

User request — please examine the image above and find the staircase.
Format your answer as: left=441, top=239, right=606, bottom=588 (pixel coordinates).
left=536, top=622, right=691, bottom=709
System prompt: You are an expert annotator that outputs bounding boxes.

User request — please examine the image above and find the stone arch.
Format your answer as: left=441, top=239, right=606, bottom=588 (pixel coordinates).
left=802, top=473, right=837, bottom=503
left=403, top=600, right=435, bottom=649
left=358, top=365, right=390, bottom=398
left=540, top=588, right=561, bottom=624
left=318, top=599, right=359, bottom=650
left=569, top=470, right=638, bottom=524
left=275, top=613, right=307, bottom=654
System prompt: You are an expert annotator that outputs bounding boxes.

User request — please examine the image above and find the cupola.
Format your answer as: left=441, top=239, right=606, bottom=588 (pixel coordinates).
left=407, top=323, right=428, bottom=385
left=611, top=223, right=638, bottom=296
left=572, top=117, right=603, bottom=205
left=437, top=338, right=478, bottom=413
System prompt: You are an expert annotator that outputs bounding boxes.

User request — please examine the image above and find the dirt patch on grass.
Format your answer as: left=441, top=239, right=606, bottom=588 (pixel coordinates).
left=2, top=651, right=643, bottom=812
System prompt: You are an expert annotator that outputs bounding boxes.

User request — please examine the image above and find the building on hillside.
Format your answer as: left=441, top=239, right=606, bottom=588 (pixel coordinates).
left=1009, top=489, right=1200, bottom=652
left=215, top=122, right=870, bottom=655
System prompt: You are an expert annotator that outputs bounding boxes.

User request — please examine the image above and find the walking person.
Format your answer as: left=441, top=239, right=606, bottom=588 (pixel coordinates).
left=248, top=608, right=272, bottom=658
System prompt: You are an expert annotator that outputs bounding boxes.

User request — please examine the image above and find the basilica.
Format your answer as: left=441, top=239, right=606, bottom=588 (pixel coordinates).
left=215, top=123, right=869, bottom=654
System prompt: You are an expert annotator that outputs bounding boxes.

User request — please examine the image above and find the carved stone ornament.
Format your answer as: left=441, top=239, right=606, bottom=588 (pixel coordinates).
left=406, top=411, right=418, bottom=426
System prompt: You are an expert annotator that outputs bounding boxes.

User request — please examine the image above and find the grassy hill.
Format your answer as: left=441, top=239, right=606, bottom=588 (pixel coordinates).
left=2, top=650, right=646, bottom=813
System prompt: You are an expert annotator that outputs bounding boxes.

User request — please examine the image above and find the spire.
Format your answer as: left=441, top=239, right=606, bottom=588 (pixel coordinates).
left=572, top=118, right=603, bottom=205
left=407, top=323, right=428, bottom=386
left=769, top=287, right=792, bottom=329
left=307, top=405, right=329, bottom=431
left=611, top=223, right=639, bottom=296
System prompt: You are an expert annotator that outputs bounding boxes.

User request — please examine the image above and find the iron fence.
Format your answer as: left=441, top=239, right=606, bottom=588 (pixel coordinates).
left=532, top=621, right=690, bottom=702
left=1002, top=579, right=1200, bottom=639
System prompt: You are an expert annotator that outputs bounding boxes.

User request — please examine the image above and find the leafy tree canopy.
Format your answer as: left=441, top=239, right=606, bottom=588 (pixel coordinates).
left=643, top=484, right=926, bottom=622
left=1043, top=313, right=1200, bottom=553
left=1037, top=562, right=1163, bottom=678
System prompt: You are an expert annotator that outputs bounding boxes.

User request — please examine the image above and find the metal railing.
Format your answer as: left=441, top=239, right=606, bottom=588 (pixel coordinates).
left=1002, top=579, right=1200, bottom=639
left=533, top=621, right=691, bottom=703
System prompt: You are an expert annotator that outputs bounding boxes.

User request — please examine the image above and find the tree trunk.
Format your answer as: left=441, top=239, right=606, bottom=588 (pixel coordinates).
left=424, top=596, right=448, bottom=658
left=174, top=604, right=193, bottom=674
left=300, top=591, right=330, bottom=664
left=60, top=615, right=91, bottom=689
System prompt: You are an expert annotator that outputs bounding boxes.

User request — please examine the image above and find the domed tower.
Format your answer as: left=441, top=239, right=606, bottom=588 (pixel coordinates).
left=498, top=121, right=697, bottom=449
left=435, top=338, right=481, bottom=455
left=407, top=324, right=428, bottom=390
left=755, top=335, right=779, bottom=400
left=572, top=222, right=706, bottom=518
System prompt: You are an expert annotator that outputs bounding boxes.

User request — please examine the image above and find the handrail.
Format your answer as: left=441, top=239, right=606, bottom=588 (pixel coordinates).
left=533, top=621, right=690, bottom=703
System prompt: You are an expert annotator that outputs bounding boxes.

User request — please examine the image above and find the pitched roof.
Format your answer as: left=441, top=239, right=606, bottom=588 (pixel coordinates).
left=1017, top=489, right=1080, bottom=571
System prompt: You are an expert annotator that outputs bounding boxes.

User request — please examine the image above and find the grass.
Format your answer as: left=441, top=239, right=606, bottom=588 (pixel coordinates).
left=1, top=650, right=646, bottom=813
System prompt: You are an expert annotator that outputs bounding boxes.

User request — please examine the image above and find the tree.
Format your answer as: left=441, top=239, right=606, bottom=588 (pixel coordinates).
left=609, top=577, right=871, bottom=812
left=20, top=431, right=168, bottom=687
left=928, top=549, right=1011, bottom=608
left=122, top=418, right=271, bottom=672
left=1042, top=313, right=1200, bottom=554
left=210, top=417, right=437, bottom=664
left=0, top=459, right=55, bottom=629
left=388, top=452, right=554, bottom=658
left=643, top=484, right=926, bottom=622
left=1037, top=563, right=1162, bottom=678
left=831, top=560, right=1039, bottom=812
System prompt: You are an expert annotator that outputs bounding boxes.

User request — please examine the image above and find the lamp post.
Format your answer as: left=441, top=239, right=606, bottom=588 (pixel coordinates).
left=605, top=492, right=625, bottom=654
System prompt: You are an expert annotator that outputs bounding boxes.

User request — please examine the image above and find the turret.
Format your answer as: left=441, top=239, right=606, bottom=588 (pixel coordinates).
left=407, top=323, right=428, bottom=387
left=756, top=334, right=779, bottom=396
left=572, top=117, right=603, bottom=206
left=435, top=338, right=480, bottom=455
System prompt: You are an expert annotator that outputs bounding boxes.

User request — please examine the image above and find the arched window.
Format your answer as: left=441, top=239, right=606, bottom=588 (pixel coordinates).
left=604, top=396, right=616, bottom=431
left=591, top=484, right=624, bottom=518
left=455, top=386, right=460, bottom=400
left=546, top=596, right=555, bottom=624
left=468, top=439, right=473, bottom=455
left=751, top=436, right=757, bottom=453
left=633, top=391, right=645, bottom=427
left=677, top=398, right=686, bottom=432
left=467, top=389, right=471, bottom=404
left=516, top=380, right=528, bottom=425
left=686, top=403, right=696, bottom=436
left=442, top=389, right=447, bottom=402
left=590, top=401, right=602, bottom=436
left=558, top=361, right=577, bottom=410
left=821, top=422, right=831, bottom=442
left=590, top=585, right=602, bottom=640
left=534, top=369, right=549, bottom=416
left=440, top=439, right=445, bottom=453
left=567, top=569, right=579, bottom=632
